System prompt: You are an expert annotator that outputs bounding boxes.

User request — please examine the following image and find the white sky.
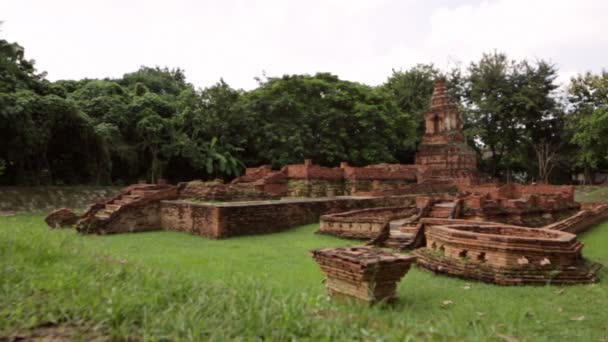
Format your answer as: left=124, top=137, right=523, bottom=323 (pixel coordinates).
left=1, top=0, right=607, bottom=90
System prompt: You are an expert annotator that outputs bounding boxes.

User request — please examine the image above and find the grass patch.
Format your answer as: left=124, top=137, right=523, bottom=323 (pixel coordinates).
left=1, top=215, right=608, bottom=340
left=575, top=186, right=608, bottom=203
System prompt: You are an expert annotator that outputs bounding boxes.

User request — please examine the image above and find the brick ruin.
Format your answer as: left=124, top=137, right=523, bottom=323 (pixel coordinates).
left=176, top=79, right=486, bottom=202
left=317, top=206, right=418, bottom=239
left=74, top=183, right=178, bottom=234
left=160, top=195, right=416, bottom=239
left=415, top=79, right=483, bottom=188
left=45, top=78, right=607, bottom=288
left=413, top=223, right=601, bottom=285
left=311, top=246, right=416, bottom=304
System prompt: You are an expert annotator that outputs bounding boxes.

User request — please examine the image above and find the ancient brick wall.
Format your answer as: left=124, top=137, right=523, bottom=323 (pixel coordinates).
left=342, top=164, right=418, bottom=181
left=160, top=196, right=416, bottom=239
left=511, top=184, right=575, bottom=201
left=160, top=201, right=219, bottom=237
left=178, top=180, right=283, bottom=201
left=351, top=182, right=457, bottom=197
left=462, top=185, right=502, bottom=198
left=464, top=184, right=575, bottom=200
left=286, top=179, right=345, bottom=197
left=282, top=160, right=344, bottom=180
left=244, top=165, right=274, bottom=179
left=544, top=203, right=608, bottom=235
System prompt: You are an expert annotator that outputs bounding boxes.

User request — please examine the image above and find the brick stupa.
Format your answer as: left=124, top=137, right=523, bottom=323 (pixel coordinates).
left=415, top=79, right=480, bottom=186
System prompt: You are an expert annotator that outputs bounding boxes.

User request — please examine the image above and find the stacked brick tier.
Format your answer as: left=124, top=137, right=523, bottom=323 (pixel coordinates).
left=311, top=246, right=416, bottom=304
left=414, top=223, right=600, bottom=285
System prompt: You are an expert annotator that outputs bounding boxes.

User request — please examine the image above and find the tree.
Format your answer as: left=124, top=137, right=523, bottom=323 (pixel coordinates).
left=0, top=39, right=44, bottom=93
left=568, top=71, right=608, bottom=184
left=462, top=52, right=561, bottom=181
left=381, top=66, right=438, bottom=126
left=121, top=66, right=189, bottom=96
left=136, top=111, right=171, bottom=183
left=242, top=73, right=415, bottom=167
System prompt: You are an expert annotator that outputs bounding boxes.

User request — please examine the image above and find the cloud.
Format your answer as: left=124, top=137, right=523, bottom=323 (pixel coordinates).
left=0, top=0, right=606, bottom=89
left=426, top=0, right=608, bottom=85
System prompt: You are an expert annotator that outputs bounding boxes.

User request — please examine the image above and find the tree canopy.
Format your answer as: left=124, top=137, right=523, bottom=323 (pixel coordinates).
left=0, top=36, right=604, bottom=185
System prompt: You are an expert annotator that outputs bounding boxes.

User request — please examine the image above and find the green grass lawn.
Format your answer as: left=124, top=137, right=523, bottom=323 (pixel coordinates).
left=1, top=215, right=608, bottom=341
left=576, top=186, right=608, bottom=203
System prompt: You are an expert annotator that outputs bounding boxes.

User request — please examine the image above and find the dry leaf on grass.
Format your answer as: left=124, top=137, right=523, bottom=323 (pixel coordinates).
left=441, top=300, right=454, bottom=308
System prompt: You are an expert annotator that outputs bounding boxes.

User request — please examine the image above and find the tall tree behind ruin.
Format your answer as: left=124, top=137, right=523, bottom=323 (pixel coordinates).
left=462, top=52, right=562, bottom=182
left=380, top=64, right=439, bottom=162
left=569, top=71, right=608, bottom=184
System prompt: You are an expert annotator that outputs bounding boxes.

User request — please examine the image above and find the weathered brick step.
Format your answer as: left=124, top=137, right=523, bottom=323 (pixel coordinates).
left=123, top=195, right=142, bottom=200
left=131, top=190, right=158, bottom=197
left=105, top=204, right=121, bottom=211
left=94, top=213, right=111, bottom=220
left=383, top=231, right=415, bottom=250
left=389, top=218, right=410, bottom=230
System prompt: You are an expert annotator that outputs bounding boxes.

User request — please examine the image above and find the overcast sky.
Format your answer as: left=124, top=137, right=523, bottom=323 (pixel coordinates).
left=1, top=0, right=607, bottom=90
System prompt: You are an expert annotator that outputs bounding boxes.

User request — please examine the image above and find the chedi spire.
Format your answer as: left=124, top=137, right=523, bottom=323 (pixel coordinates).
left=424, top=78, right=463, bottom=136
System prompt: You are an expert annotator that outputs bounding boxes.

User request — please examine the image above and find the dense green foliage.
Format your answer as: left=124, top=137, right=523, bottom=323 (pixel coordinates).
left=569, top=71, right=608, bottom=183
left=1, top=35, right=606, bottom=185
left=1, top=215, right=607, bottom=340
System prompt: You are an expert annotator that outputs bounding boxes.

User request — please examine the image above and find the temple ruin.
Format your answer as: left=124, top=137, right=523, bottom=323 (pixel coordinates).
left=47, top=78, right=605, bottom=287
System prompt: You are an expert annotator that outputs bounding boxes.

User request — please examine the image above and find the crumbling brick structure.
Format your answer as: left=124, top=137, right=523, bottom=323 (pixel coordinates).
left=317, top=206, right=418, bottom=239
left=311, top=246, right=416, bottom=304
left=413, top=222, right=600, bottom=285
left=415, top=79, right=482, bottom=188
left=178, top=165, right=288, bottom=201
left=74, top=183, right=178, bottom=234
left=45, top=78, right=608, bottom=249
left=543, top=203, right=608, bottom=234
left=179, top=79, right=487, bottom=203
left=460, top=184, right=580, bottom=227
left=160, top=195, right=416, bottom=239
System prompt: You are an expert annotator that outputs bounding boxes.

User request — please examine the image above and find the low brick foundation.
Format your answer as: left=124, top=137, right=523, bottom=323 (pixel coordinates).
left=160, top=196, right=416, bottom=239
left=413, top=223, right=600, bottom=285
left=317, top=206, right=417, bottom=239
